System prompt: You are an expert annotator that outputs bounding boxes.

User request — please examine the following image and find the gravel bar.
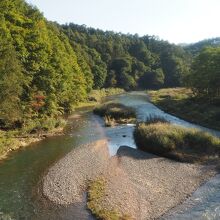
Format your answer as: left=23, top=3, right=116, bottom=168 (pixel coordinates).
left=42, top=142, right=216, bottom=219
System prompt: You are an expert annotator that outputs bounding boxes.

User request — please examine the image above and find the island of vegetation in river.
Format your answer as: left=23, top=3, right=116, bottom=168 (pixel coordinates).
left=94, top=102, right=136, bottom=126
left=134, top=116, right=220, bottom=163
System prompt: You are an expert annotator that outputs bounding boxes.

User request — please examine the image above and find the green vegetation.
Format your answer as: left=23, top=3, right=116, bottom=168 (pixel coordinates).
left=62, top=24, right=190, bottom=90
left=87, top=177, right=132, bottom=220
left=187, top=47, right=220, bottom=99
left=0, top=131, right=19, bottom=159
left=0, top=0, right=189, bottom=131
left=94, top=103, right=136, bottom=126
left=75, top=88, right=125, bottom=109
left=134, top=118, right=220, bottom=163
left=0, top=0, right=89, bottom=131
left=0, top=117, right=66, bottom=160
left=149, top=88, right=220, bottom=130
left=185, top=37, right=220, bottom=55
left=88, top=88, right=124, bottom=102
left=0, top=0, right=219, bottom=159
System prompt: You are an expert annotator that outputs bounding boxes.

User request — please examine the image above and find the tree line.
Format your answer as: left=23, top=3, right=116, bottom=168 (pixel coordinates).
left=0, top=0, right=219, bottom=130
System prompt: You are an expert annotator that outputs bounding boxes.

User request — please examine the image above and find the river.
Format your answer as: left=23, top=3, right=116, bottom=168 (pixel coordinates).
left=0, top=92, right=219, bottom=220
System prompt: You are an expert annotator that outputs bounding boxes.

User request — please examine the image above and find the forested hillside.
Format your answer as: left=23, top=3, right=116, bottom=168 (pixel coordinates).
left=0, top=0, right=219, bottom=131
left=62, top=24, right=190, bottom=90
left=185, top=37, right=220, bottom=55
left=0, top=0, right=190, bottom=129
left=0, top=0, right=92, bottom=128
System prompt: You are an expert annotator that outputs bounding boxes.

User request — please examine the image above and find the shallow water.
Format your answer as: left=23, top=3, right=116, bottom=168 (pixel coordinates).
left=0, top=92, right=220, bottom=219
left=0, top=110, right=102, bottom=220
left=107, top=92, right=220, bottom=220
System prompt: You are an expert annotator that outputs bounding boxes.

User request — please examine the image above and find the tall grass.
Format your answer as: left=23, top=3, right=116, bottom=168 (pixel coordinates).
left=88, top=88, right=124, bottom=102
left=134, top=120, right=220, bottom=162
left=94, top=102, right=136, bottom=126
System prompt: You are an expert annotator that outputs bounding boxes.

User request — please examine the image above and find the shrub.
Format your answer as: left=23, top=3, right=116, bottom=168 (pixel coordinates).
left=21, top=117, right=66, bottom=134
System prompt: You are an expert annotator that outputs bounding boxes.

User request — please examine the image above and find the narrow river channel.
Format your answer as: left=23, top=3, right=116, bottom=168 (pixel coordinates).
left=0, top=92, right=220, bottom=220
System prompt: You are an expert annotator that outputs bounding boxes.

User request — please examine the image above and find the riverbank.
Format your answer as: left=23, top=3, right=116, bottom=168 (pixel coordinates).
left=42, top=140, right=217, bottom=220
left=0, top=126, right=65, bottom=161
left=148, top=88, right=220, bottom=131
left=0, top=88, right=124, bottom=161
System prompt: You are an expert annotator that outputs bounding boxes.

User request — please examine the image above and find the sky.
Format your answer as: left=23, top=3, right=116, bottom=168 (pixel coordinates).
left=27, top=0, right=220, bottom=44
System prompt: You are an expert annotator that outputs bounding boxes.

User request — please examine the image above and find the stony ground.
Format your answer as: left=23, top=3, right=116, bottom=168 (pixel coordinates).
left=42, top=141, right=217, bottom=219
left=43, top=139, right=110, bottom=205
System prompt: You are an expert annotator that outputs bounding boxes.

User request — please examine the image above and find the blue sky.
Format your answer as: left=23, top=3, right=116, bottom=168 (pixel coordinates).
left=27, top=0, right=220, bottom=44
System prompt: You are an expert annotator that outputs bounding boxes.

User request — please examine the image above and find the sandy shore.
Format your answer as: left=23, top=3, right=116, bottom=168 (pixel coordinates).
left=42, top=141, right=217, bottom=219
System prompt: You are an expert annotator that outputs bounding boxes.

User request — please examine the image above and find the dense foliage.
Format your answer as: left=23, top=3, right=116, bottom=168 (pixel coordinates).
left=0, top=0, right=219, bottom=131
left=187, top=47, right=220, bottom=99
left=62, top=23, right=190, bottom=90
left=0, top=0, right=89, bottom=128
left=185, top=37, right=220, bottom=56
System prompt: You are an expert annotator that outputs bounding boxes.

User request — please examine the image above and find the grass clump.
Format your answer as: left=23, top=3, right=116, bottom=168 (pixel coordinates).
left=134, top=120, right=220, bottom=163
left=87, top=177, right=132, bottom=220
left=144, top=115, right=169, bottom=125
left=94, top=103, right=136, bottom=126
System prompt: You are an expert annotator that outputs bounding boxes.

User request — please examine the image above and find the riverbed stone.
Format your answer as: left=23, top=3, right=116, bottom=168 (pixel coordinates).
left=43, top=139, right=110, bottom=205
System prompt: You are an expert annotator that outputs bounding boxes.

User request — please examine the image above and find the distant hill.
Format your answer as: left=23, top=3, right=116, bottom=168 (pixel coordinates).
left=184, top=37, right=220, bottom=55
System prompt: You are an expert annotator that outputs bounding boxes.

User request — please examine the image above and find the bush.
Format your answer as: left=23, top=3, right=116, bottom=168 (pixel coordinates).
left=21, top=117, right=66, bottom=134
left=134, top=122, right=220, bottom=162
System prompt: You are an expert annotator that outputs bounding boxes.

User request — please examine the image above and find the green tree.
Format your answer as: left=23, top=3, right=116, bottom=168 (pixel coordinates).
left=0, top=17, right=25, bottom=127
left=139, top=68, right=164, bottom=89
left=188, top=47, right=220, bottom=98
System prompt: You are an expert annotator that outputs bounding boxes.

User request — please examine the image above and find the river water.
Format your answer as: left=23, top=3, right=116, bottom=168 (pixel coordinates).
left=0, top=92, right=219, bottom=220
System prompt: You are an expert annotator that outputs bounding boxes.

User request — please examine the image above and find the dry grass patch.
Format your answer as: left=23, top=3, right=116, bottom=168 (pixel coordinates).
left=87, top=177, right=132, bottom=220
